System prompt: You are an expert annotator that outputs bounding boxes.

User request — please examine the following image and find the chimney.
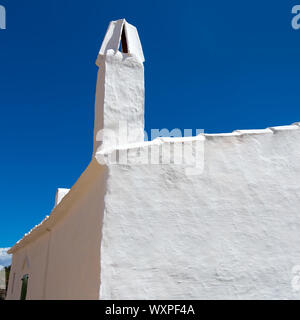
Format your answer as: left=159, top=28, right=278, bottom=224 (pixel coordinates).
left=93, top=19, right=145, bottom=155
left=54, top=188, right=70, bottom=207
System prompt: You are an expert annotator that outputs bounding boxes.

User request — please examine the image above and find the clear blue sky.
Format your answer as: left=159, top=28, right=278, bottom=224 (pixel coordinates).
left=0, top=0, right=299, bottom=247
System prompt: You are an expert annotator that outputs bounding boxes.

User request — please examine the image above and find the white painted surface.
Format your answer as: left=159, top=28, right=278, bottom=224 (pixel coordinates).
left=99, top=127, right=300, bottom=299
left=6, top=160, right=106, bottom=300
left=7, top=19, right=300, bottom=300
left=99, top=19, right=144, bottom=63
left=54, top=188, right=70, bottom=207
left=94, top=19, right=144, bottom=155
left=93, top=50, right=144, bottom=154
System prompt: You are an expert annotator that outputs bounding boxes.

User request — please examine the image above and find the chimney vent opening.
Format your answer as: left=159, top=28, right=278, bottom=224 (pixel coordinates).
left=120, top=25, right=129, bottom=53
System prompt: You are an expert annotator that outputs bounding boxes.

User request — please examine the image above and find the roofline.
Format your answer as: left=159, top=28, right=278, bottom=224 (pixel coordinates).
left=94, top=122, right=300, bottom=157
left=8, top=122, right=300, bottom=254
left=8, top=158, right=104, bottom=254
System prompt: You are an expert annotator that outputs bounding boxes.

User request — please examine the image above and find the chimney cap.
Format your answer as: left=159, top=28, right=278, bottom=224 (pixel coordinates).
left=54, top=188, right=70, bottom=207
left=99, top=19, right=145, bottom=63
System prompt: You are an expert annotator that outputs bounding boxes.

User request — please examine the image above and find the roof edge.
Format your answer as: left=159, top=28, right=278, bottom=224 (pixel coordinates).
left=8, top=158, right=104, bottom=254
left=9, top=121, right=300, bottom=254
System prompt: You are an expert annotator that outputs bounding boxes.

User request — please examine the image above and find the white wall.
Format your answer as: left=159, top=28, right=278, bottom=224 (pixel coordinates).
left=44, top=165, right=106, bottom=300
left=7, top=160, right=107, bottom=300
left=7, top=125, right=300, bottom=300
left=6, top=232, right=49, bottom=300
left=99, top=125, right=300, bottom=299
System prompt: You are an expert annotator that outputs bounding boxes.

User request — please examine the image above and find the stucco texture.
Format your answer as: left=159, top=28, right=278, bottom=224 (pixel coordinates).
left=6, top=18, right=300, bottom=300
left=99, top=126, right=300, bottom=299
left=6, top=161, right=107, bottom=300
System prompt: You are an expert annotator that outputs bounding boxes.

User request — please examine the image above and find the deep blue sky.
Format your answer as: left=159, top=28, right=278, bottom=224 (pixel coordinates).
left=1, top=0, right=300, bottom=247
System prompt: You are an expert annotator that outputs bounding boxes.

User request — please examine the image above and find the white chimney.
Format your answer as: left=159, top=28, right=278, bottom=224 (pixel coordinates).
left=54, top=188, right=70, bottom=207
left=93, top=19, right=145, bottom=155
